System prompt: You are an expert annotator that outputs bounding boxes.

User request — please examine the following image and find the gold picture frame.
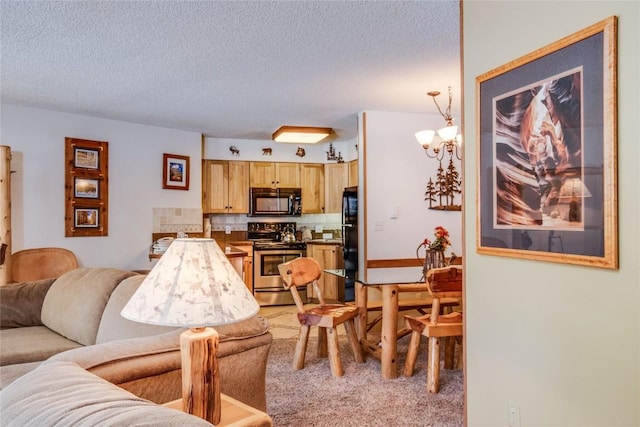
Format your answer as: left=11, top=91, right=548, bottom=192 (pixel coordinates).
left=475, top=16, right=618, bottom=269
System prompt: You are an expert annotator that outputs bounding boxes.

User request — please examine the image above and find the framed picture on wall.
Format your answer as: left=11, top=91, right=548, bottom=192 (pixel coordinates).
left=162, top=153, right=190, bottom=190
left=65, top=138, right=108, bottom=237
left=74, top=177, right=99, bottom=199
left=74, top=148, right=100, bottom=169
left=74, top=208, right=99, bottom=228
left=475, top=16, right=618, bottom=269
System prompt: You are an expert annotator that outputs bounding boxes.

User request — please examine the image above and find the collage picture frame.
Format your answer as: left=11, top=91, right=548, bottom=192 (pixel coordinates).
left=65, top=137, right=109, bottom=237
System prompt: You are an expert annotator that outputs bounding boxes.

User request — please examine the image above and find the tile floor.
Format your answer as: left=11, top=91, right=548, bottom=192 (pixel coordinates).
left=259, top=304, right=347, bottom=339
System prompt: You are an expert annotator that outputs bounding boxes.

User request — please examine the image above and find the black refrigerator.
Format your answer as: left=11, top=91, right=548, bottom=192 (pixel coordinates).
left=342, top=186, right=358, bottom=302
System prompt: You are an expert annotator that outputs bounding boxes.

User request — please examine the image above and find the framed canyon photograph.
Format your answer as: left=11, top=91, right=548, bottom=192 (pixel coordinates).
left=475, top=17, right=618, bottom=269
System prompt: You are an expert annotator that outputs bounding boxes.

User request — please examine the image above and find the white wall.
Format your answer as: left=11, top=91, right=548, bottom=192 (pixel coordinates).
left=1, top=104, right=202, bottom=270
left=359, top=110, right=463, bottom=283
left=463, top=1, right=639, bottom=425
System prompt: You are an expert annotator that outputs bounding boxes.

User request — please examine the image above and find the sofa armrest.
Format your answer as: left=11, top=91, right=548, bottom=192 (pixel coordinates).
left=0, top=361, right=214, bottom=426
left=49, top=328, right=184, bottom=380
left=0, top=278, right=57, bottom=329
left=49, top=324, right=273, bottom=410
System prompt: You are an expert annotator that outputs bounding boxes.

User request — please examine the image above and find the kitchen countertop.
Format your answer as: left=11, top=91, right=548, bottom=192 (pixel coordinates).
left=224, top=245, right=249, bottom=257
left=228, top=241, right=254, bottom=246
left=305, top=239, right=343, bottom=245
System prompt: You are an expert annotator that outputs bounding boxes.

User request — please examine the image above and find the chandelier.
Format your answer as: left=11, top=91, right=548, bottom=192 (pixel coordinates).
left=417, top=86, right=462, bottom=211
left=415, top=86, right=462, bottom=161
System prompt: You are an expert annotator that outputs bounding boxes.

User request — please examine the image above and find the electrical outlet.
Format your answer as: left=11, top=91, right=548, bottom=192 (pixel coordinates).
left=508, top=402, right=520, bottom=427
left=225, top=225, right=231, bottom=234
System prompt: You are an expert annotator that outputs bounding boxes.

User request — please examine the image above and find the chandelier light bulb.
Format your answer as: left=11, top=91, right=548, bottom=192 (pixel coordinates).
left=437, top=125, right=458, bottom=142
left=415, top=130, right=436, bottom=147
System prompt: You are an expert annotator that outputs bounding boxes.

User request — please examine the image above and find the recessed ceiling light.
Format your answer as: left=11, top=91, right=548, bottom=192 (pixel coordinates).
left=272, top=126, right=333, bottom=144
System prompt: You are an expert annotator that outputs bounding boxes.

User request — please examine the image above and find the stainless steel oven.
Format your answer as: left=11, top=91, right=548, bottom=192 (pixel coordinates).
left=248, top=222, right=307, bottom=306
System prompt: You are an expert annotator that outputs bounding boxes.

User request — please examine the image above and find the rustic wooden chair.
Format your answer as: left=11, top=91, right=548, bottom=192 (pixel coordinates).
left=278, top=257, right=364, bottom=377
left=403, top=265, right=463, bottom=393
left=10, top=247, right=78, bottom=283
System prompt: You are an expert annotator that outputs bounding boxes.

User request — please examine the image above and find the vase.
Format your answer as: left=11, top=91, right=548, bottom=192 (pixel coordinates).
left=422, top=249, right=445, bottom=275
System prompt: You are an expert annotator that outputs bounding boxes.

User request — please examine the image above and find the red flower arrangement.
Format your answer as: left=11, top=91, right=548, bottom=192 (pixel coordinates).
left=419, top=226, right=451, bottom=252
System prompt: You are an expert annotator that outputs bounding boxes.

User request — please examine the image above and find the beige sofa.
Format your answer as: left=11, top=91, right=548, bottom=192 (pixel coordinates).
left=1, top=360, right=214, bottom=426
left=0, top=267, right=272, bottom=411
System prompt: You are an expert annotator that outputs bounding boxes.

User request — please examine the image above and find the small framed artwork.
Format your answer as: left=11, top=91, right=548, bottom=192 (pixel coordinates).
left=74, top=177, right=99, bottom=199
left=65, top=138, right=108, bottom=237
left=163, top=153, right=190, bottom=190
left=475, top=16, right=617, bottom=269
left=75, top=208, right=99, bottom=228
left=74, top=148, right=100, bottom=169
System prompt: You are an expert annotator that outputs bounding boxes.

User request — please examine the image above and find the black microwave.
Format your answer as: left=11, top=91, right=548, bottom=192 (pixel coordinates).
left=249, top=188, right=302, bottom=217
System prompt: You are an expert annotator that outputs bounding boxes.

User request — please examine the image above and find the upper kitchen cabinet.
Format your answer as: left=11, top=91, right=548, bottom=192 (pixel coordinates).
left=203, top=160, right=250, bottom=214
left=300, top=163, right=325, bottom=214
left=348, top=159, right=358, bottom=187
left=250, top=162, right=301, bottom=188
left=324, top=163, right=349, bottom=213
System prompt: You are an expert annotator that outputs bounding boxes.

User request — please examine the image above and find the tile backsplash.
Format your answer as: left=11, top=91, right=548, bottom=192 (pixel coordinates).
left=207, top=213, right=343, bottom=239
left=153, top=208, right=204, bottom=233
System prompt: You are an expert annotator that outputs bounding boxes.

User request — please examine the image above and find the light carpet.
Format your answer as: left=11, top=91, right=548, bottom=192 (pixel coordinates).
left=265, top=334, right=463, bottom=427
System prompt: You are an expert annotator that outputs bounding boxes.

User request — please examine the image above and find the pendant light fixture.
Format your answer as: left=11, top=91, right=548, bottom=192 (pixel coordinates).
left=416, top=86, right=462, bottom=161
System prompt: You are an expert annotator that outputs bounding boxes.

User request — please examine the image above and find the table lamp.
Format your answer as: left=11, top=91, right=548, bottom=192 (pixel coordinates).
left=121, top=238, right=259, bottom=424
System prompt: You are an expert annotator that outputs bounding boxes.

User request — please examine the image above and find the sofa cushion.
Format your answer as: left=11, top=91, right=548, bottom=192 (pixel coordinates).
left=0, top=326, right=82, bottom=366
left=0, top=361, right=42, bottom=390
left=0, top=361, right=213, bottom=426
left=0, top=277, right=57, bottom=328
left=41, top=268, right=137, bottom=346
left=96, top=275, right=177, bottom=344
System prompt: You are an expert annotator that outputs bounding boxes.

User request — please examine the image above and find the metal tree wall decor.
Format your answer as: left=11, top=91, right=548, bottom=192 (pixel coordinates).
left=424, top=157, right=461, bottom=211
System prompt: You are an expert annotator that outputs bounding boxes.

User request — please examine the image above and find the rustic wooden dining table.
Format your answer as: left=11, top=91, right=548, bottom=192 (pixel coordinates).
left=323, top=268, right=459, bottom=380
left=354, top=278, right=433, bottom=379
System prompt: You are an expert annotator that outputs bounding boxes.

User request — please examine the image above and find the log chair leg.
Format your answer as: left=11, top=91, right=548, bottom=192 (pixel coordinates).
left=293, top=325, right=310, bottom=370
left=317, top=327, right=328, bottom=358
left=427, top=336, right=441, bottom=393
left=327, top=326, right=343, bottom=377
left=403, top=330, right=422, bottom=377
left=455, top=336, right=464, bottom=370
left=344, top=318, right=364, bottom=363
left=444, top=336, right=456, bottom=369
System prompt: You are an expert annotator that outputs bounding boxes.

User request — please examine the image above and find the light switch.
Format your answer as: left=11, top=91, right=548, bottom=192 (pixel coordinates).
left=390, top=207, right=398, bottom=219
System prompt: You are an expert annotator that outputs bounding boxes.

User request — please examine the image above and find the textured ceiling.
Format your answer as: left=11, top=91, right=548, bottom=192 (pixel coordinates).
left=1, top=1, right=461, bottom=142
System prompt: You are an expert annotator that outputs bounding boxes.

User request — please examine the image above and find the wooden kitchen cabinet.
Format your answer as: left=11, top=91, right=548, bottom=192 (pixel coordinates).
left=202, top=160, right=249, bottom=214
left=348, top=159, right=358, bottom=187
left=300, top=163, right=325, bottom=214
left=249, top=162, right=300, bottom=188
left=324, top=163, right=349, bottom=213
left=307, top=243, right=343, bottom=301
left=231, top=243, right=253, bottom=291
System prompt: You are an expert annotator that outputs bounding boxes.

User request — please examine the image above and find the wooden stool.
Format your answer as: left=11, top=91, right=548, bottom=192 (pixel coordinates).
left=278, top=257, right=364, bottom=377
left=403, top=266, right=463, bottom=393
